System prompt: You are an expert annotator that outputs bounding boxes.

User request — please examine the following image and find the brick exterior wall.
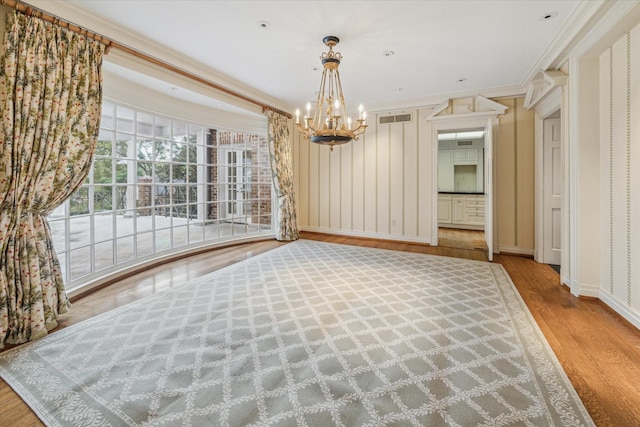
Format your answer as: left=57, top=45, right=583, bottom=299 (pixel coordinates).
left=136, top=127, right=271, bottom=226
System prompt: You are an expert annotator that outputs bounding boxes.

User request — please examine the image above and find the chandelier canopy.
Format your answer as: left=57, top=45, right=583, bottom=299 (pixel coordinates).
left=296, top=36, right=367, bottom=151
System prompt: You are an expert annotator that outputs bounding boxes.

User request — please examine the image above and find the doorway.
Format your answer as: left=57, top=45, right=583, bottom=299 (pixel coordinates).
left=221, top=148, right=251, bottom=222
left=436, top=128, right=489, bottom=257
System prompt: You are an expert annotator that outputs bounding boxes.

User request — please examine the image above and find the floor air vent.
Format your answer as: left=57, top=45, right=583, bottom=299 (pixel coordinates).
left=379, top=113, right=412, bottom=124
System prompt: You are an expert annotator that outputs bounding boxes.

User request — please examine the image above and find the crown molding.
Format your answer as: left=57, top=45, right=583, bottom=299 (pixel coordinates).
left=521, top=0, right=611, bottom=86
left=367, top=84, right=524, bottom=113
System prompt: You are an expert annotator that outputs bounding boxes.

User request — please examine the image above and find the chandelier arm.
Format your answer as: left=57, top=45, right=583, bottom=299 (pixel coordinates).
left=316, top=68, right=329, bottom=130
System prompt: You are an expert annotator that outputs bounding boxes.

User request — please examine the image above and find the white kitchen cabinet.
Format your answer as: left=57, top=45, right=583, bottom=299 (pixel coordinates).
left=453, top=148, right=478, bottom=165
left=438, top=147, right=483, bottom=193
left=437, top=194, right=452, bottom=222
left=452, top=195, right=465, bottom=223
left=438, top=194, right=485, bottom=230
left=438, top=150, right=454, bottom=192
left=463, top=194, right=485, bottom=226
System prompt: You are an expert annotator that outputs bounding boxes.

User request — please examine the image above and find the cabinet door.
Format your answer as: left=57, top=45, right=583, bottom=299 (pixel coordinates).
left=438, top=150, right=453, bottom=191
left=453, top=148, right=478, bottom=165
left=465, top=148, right=478, bottom=161
left=437, top=198, right=452, bottom=223
left=464, top=195, right=485, bottom=225
left=452, top=198, right=465, bottom=223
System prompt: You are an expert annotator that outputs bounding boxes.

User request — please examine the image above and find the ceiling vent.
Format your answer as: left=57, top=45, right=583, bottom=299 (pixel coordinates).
left=379, top=113, right=412, bottom=125
left=457, top=140, right=473, bottom=146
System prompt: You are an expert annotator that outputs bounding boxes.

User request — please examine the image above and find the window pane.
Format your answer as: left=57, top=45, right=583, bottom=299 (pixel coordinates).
left=116, top=211, right=135, bottom=237
left=116, top=106, right=135, bottom=133
left=137, top=232, right=154, bottom=257
left=155, top=229, right=171, bottom=252
left=70, top=246, right=92, bottom=279
left=137, top=138, right=154, bottom=160
left=101, top=102, right=114, bottom=129
left=116, top=236, right=135, bottom=263
left=94, top=214, right=114, bottom=242
left=94, top=186, right=113, bottom=213
left=95, top=241, right=114, bottom=271
left=137, top=112, right=154, bottom=137
left=173, top=226, right=188, bottom=248
left=70, top=187, right=89, bottom=216
left=96, top=131, right=113, bottom=155
left=156, top=116, right=172, bottom=139
left=116, top=134, right=134, bottom=159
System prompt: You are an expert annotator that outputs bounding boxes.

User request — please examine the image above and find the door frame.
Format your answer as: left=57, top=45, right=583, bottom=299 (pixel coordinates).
left=430, top=116, right=498, bottom=261
left=533, top=89, right=563, bottom=265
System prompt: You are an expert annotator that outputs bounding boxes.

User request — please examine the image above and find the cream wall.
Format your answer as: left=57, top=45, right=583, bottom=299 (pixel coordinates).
left=495, top=98, right=536, bottom=255
left=597, top=24, right=640, bottom=327
left=293, top=99, right=536, bottom=255
left=293, top=108, right=435, bottom=244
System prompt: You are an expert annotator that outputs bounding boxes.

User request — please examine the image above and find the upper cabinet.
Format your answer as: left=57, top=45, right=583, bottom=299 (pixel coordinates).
left=438, top=146, right=484, bottom=193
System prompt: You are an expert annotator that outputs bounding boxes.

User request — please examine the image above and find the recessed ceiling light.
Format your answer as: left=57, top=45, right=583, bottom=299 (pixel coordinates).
left=312, top=66, right=320, bottom=71
left=540, top=11, right=558, bottom=21
left=384, top=50, right=395, bottom=57
left=256, top=20, right=271, bottom=29
left=457, top=78, right=467, bottom=83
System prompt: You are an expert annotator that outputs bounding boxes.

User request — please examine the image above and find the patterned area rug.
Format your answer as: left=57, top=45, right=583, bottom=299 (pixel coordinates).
left=0, top=240, right=593, bottom=426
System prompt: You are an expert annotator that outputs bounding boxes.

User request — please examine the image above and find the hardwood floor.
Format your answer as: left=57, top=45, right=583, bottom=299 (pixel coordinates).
left=1, top=232, right=639, bottom=426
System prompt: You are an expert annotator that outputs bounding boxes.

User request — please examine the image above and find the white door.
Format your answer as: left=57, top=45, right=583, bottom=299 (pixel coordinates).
left=223, top=149, right=249, bottom=220
left=543, top=118, right=562, bottom=265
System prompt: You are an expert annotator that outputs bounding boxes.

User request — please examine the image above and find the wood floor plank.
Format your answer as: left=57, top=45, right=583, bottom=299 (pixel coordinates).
left=1, top=233, right=639, bottom=426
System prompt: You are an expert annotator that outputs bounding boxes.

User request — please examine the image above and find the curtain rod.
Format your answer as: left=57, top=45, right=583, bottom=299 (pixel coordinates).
left=0, top=0, right=293, bottom=119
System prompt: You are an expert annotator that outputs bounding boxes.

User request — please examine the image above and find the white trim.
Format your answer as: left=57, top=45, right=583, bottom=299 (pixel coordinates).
left=524, top=70, right=568, bottom=110
left=599, top=291, right=640, bottom=331
left=426, top=96, right=507, bottom=120
left=570, top=0, right=640, bottom=59
left=578, top=282, right=599, bottom=298
left=567, top=57, right=580, bottom=297
left=496, top=245, right=534, bottom=256
left=533, top=88, right=563, bottom=264
left=426, top=99, right=505, bottom=259
left=522, top=1, right=618, bottom=83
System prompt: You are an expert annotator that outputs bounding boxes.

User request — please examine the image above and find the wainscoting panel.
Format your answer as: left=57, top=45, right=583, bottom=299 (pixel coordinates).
left=295, top=108, right=433, bottom=243
left=599, top=23, right=640, bottom=327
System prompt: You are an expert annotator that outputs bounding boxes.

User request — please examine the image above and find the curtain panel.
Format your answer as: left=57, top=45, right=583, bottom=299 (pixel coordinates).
left=267, top=111, right=299, bottom=241
left=0, top=11, right=104, bottom=347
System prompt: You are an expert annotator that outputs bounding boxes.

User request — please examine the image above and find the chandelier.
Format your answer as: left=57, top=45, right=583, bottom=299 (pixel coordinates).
left=295, top=36, right=367, bottom=151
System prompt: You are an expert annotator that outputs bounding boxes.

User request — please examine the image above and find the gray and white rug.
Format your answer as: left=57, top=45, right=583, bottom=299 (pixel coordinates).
left=0, top=240, right=593, bottom=426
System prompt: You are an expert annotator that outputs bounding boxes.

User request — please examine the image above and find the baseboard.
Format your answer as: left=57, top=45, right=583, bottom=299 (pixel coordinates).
left=577, top=282, right=599, bottom=298
left=599, top=291, right=640, bottom=332
left=300, top=226, right=432, bottom=245
left=497, top=245, right=534, bottom=256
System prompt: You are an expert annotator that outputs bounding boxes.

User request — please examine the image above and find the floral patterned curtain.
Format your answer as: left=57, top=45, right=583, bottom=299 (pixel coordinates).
left=0, top=12, right=104, bottom=347
left=267, top=111, right=299, bottom=241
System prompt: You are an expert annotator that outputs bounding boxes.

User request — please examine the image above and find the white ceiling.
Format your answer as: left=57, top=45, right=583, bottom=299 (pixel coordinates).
left=45, top=1, right=583, bottom=112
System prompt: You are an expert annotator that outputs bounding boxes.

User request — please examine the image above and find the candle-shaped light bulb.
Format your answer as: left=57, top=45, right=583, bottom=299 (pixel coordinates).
left=295, top=109, right=300, bottom=124
left=306, top=102, right=311, bottom=115
left=334, top=100, right=340, bottom=113
left=347, top=116, right=352, bottom=130
left=358, top=104, right=364, bottom=119
left=362, top=111, right=367, bottom=124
